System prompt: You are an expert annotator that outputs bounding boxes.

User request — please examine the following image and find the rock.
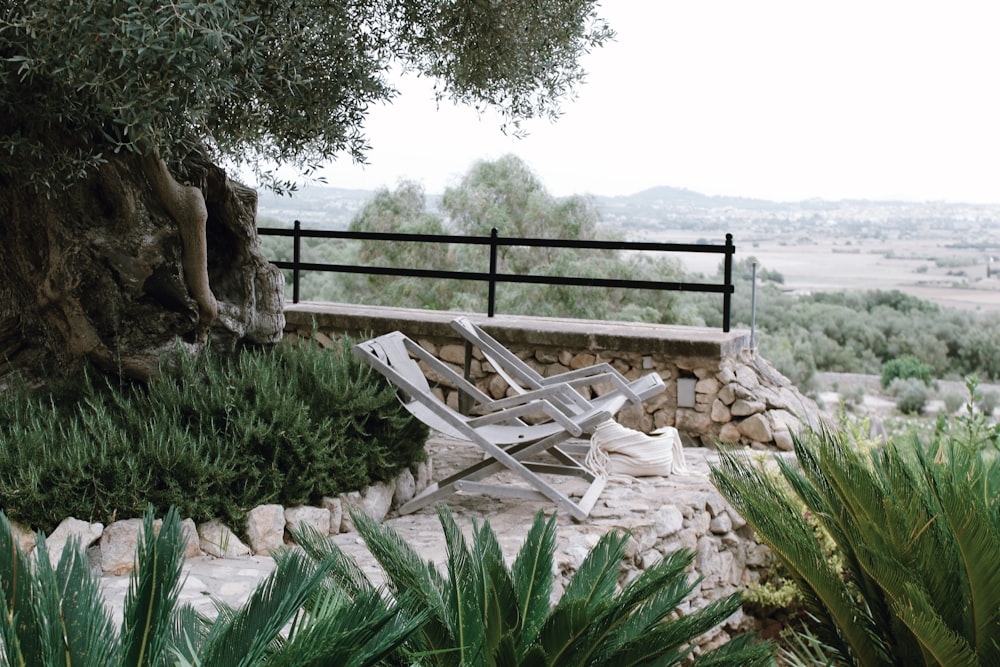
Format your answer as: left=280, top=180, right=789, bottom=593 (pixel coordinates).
left=9, top=519, right=37, bottom=555
left=730, top=398, right=765, bottom=416
left=361, top=481, right=395, bottom=522
left=438, top=343, right=467, bottom=365
left=413, top=456, right=434, bottom=493
left=47, top=518, right=104, bottom=568
left=338, top=491, right=363, bottom=532
left=247, top=504, right=286, bottom=554
left=718, top=422, right=742, bottom=443
left=653, top=505, right=684, bottom=537
left=198, top=520, right=250, bottom=559
left=180, top=518, right=202, bottom=557
left=284, top=506, right=331, bottom=539
left=773, top=428, right=795, bottom=451
left=717, top=384, right=736, bottom=404
left=675, top=408, right=713, bottom=433
left=737, top=414, right=773, bottom=443
left=393, top=468, right=417, bottom=506
left=695, top=377, right=721, bottom=395
left=321, top=497, right=344, bottom=535
left=710, top=512, right=733, bottom=535
left=710, top=399, right=731, bottom=423
left=100, top=518, right=144, bottom=575
left=569, top=352, right=597, bottom=369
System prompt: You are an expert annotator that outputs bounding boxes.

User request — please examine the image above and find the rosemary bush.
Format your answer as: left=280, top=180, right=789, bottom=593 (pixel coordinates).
left=0, top=338, right=427, bottom=532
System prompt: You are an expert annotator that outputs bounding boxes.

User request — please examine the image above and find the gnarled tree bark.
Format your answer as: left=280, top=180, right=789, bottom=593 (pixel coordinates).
left=0, top=149, right=284, bottom=384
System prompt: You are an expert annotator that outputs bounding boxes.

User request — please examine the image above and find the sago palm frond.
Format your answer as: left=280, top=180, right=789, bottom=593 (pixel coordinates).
left=266, top=585, right=423, bottom=667
left=713, top=426, right=1000, bottom=667
left=121, top=506, right=189, bottom=667
left=712, top=446, right=883, bottom=666
left=195, top=549, right=333, bottom=667
left=510, top=510, right=557, bottom=655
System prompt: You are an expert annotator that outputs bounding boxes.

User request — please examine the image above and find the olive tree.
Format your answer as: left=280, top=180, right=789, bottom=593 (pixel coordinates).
left=0, top=0, right=612, bottom=382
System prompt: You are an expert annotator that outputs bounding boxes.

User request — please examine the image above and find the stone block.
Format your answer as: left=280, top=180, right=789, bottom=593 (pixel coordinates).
left=653, top=505, right=684, bottom=537
left=48, top=518, right=104, bottom=568
left=321, top=497, right=344, bottom=535
left=198, top=520, right=251, bottom=559
left=285, top=506, right=331, bottom=539
left=736, top=414, right=773, bottom=443
left=438, top=343, right=467, bottom=364
left=730, top=398, right=765, bottom=416
left=710, top=399, right=731, bottom=423
left=100, top=518, right=144, bottom=575
left=247, top=504, right=286, bottom=554
left=393, top=468, right=417, bottom=506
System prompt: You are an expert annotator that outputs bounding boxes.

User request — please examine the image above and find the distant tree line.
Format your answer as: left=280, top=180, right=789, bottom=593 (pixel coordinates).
left=260, top=156, right=1000, bottom=388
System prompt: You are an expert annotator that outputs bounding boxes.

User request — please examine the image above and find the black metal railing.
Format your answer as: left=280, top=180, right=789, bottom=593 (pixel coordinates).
left=258, top=222, right=737, bottom=331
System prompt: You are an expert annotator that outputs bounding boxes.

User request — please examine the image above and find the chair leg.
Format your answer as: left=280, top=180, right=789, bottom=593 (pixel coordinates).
left=397, top=433, right=605, bottom=521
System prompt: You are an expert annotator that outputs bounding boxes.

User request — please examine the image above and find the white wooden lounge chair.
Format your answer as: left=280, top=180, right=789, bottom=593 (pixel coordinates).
left=449, top=315, right=666, bottom=420
left=354, top=331, right=615, bottom=520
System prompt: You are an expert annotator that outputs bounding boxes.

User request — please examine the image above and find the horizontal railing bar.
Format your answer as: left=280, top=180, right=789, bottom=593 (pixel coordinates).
left=259, top=228, right=730, bottom=254
left=269, top=261, right=732, bottom=294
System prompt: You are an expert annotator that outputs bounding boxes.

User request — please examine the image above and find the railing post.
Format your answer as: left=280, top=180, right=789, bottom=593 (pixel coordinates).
left=292, top=220, right=301, bottom=304
left=723, top=233, right=733, bottom=332
left=488, top=227, right=498, bottom=317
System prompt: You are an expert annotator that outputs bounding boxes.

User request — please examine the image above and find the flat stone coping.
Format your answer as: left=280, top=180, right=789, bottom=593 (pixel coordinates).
left=285, top=302, right=750, bottom=359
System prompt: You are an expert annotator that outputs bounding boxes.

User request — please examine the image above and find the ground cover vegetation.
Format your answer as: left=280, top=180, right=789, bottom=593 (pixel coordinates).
left=0, top=504, right=773, bottom=666
left=0, top=339, right=426, bottom=533
left=711, top=400, right=1000, bottom=666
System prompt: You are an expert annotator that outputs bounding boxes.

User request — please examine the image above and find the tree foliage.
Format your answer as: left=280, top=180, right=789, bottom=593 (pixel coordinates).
left=264, top=155, right=686, bottom=321
left=0, top=0, right=613, bottom=190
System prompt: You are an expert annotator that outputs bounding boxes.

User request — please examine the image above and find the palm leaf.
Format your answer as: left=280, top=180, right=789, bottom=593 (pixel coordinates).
left=469, top=514, right=519, bottom=660
left=0, top=512, right=44, bottom=667
left=287, top=522, right=376, bottom=600
left=196, top=549, right=332, bottom=667
left=557, top=529, right=626, bottom=613
left=346, top=508, right=455, bottom=664
left=438, top=507, right=486, bottom=665
left=267, top=585, right=423, bottom=667
left=712, top=447, right=886, bottom=666
left=918, top=441, right=1000, bottom=664
left=121, top=506, right=188, bottom=667
left=53, top=537, right=119, bottom=667
left=511, top=511, right=556, bottom=655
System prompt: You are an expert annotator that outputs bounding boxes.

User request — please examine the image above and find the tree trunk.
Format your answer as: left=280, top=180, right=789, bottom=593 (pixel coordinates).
left=0, top=151, right=284, bottom=384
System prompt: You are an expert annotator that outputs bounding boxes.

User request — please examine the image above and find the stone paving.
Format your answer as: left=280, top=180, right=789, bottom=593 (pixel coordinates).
left=98, top=433, right=764, bottom=645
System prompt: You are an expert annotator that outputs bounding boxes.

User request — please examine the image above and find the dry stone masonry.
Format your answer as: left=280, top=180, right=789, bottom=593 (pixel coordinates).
left=284, top=302, right=826, bottom=451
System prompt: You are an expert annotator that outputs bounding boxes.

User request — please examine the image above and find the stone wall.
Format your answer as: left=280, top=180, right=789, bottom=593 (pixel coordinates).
left=284, top=302, right=825, bottom=451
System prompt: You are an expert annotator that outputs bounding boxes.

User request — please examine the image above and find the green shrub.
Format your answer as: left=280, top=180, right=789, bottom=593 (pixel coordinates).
left=711, top=426, right=1000, bottom=666
left=978, top=388, right=999, bottom=416
left=889, top=377, right=929, bottom=414
left=942, top=389, right=966, bottom=414
left=881, top=354, right=933, bottom=389
left=0, top=339, right=427, bottom=532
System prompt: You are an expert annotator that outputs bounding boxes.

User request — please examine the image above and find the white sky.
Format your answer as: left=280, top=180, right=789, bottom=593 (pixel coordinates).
left=316, top=1, right=1000, bottom=203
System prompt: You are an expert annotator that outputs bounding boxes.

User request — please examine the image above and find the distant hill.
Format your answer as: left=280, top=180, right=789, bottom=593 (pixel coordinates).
left=256, top=183, right=1000, bottom=232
